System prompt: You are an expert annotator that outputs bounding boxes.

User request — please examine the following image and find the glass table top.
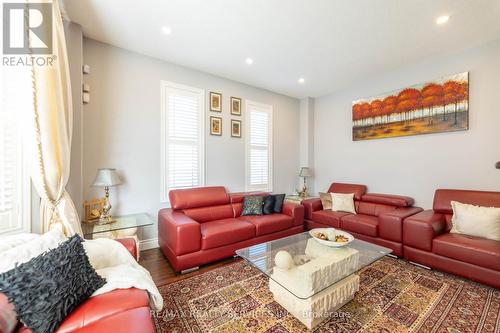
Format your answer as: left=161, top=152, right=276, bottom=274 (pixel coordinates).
left=236, top=231, right=392, bottom=299
left=82, top=213, right=154, bottom=237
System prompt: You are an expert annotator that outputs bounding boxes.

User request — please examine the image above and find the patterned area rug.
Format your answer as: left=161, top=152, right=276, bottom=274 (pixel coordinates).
left=154, top=257, right=499, bottom=332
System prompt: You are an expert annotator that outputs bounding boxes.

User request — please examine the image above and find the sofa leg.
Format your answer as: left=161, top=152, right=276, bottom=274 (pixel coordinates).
left=409, top=261, right=431, bottom=270
left=386, top=254, right=398, bottom=259
left=181, top=266, right=199, bottom=274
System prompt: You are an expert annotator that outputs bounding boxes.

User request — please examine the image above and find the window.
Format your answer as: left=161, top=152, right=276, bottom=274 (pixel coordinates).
left=160, top=81, right=205, bottom=202
left=0, top=66, right=31, bottom=234
left=245, top=100, right=273, bottom=191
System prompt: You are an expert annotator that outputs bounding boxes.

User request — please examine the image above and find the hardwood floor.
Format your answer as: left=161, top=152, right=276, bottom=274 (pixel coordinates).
left=139, top=248, right=238, bottom=286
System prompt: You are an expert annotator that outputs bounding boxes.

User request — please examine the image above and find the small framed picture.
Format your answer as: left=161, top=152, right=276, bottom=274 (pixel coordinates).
left=210, top=116, right=222, bottom=136
left=210, top=92, right=222, bottom=112
left=230, top=97, right=242, bottom=116
left=231, top=120, right=241, bottom=138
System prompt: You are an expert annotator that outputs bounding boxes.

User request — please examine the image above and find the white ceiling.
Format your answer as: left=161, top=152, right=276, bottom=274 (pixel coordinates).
left=62, top=0, right=500, bottom=98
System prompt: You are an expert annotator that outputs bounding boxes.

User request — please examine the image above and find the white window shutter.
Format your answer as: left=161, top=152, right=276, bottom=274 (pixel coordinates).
left=0, top=67, right=30, bottom=234
left=246, top=100, right=273, bottom=191
left=161, top=82, right=205, bottom=202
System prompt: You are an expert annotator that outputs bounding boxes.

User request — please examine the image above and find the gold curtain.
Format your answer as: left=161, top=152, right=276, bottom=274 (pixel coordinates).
left=26, top=0, right=82, bottom=235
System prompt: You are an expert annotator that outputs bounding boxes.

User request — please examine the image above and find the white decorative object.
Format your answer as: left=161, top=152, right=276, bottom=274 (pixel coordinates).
left=83, top=64, right=91, bottom=74
left=82, top=83, right=90, bottom=92
left=272, top=238, right=359, bottom=298
left=270, top=274, right=359, bottom=329
left=269, top=238, right=361, bottom=329
left=331, top=192, right=356, bottom=214
left=309, top=228, right=354, bottom=247
left=274, top=250, right=295, bottom=270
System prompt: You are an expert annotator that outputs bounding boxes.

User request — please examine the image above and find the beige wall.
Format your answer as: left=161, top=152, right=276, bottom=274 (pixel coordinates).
left=313, top=40, right=500, bottom=209
left=81, top=38, right=301, bottom=242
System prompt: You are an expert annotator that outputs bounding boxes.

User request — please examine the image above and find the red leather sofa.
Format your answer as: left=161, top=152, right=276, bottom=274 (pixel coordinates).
left=302, top=183, right=422, bottom=257
left=158, top=186, right=304, bottom=272
left=0, top=238, right=155, bottom=333
left=404, top=189, right=500, bottom=288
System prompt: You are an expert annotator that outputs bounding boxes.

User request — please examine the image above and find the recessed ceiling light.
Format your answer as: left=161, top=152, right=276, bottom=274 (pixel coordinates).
left=161, top=26, right=172, bottom=35
left=245, top=58, right=254, bottom=65
left=298, top=77, right=305, bottom=84
left=436, top=15, right=450, bottom=25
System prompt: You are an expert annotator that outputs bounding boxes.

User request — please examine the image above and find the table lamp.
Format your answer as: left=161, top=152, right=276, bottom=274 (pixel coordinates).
left=92, top=168, right=122, bottom=224
left=299, top=167, right=312, bottom=198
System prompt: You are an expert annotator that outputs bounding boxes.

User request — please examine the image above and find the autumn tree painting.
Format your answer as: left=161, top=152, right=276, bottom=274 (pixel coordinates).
left=352, top=72, right=469, bottom=141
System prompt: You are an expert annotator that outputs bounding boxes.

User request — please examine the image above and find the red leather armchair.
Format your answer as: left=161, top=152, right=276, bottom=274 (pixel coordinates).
left=403, top=189, right=500, bottom=288
left=1, top=238, right=155, bottom=333
left=158, top=186, right=304, bottom=272
left=303, top=183, right=422, bottom=257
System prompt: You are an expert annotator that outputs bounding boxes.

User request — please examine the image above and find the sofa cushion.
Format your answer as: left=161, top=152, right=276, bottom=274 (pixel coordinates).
left=200, top=219, right=255, bottom=250
left=341, top=214, right=378, bottom=237
left=357, top=201, right=396, bottom=217
left=361, top=193, right=414, bottom=207
left=433, top=189, right=500, bottom=214
left=238, top=214, right=293, bottom=236
left=57, top=288, right=149, bottom=332
left=169, top=186, right=229, bottom=210
left=327, top=183, right=367, bottom=200
left=241, top=196, right=264, bottom=216
left=263, top=195, right=276, bottom=215
left=432, top=233, right=500, bottom=271
left=182, top=204, right=234, bottom=223
left=311, top=210, right=351, bottom=228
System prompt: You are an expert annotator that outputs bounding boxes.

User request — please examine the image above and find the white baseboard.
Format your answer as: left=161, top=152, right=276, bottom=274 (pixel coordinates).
left=139, top=237, right=159, bottom=251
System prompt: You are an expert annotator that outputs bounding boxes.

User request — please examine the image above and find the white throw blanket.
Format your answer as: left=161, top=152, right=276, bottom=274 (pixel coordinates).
left=0, top=230, right=163, bottom=311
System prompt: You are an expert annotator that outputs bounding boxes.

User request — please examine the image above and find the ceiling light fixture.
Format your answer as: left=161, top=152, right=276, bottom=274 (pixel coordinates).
left=436, top=15, right=450, bottom=25
left=298, top=77, right=305, bottom=84
left=161, top=26, right=172, bottom=35
left=245, top=58, right=254, bottom=65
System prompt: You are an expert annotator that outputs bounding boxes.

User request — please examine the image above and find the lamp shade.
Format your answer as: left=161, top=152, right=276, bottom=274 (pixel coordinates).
left=299, top=167, right=312, bottom=177
left=92, top=168, right=122, bottom=187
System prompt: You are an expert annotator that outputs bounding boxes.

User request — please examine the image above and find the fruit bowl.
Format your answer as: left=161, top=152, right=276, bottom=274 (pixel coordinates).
left=309, top=228, right=354, bottom=247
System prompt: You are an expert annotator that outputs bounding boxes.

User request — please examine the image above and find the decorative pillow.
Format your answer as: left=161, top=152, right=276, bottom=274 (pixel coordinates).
left=241, top=196, right=264, bottom=216
left=450, top=201, right=500, bottom=241
left=319, top=192, right=332, bottom=210
left=273, top=194, right=286, bottom=213
left=0, top=234, right=106, bottom=333
left=263, top=195, right=276, bottom=215
left=330, top=192, right=356, bottom=214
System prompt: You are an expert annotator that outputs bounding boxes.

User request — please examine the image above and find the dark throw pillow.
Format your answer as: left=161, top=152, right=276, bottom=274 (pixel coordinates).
left=263, top=195, right=276, bottom=215
left=273, top=194, right=286, bottom=213
left=241, top=196, right=264, bottom=216
left=0, top=234, right=106, bottom=333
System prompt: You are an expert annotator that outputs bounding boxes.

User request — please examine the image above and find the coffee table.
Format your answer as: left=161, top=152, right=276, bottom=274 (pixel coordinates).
left=236, top=231, right=392, bottom=329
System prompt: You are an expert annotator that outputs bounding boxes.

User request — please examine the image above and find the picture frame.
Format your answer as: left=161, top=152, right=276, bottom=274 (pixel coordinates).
left=210, top=92, right=222, bottom=112
left=230, top=97, right=242, bottom=116
left=210, top=116, right=222, bottom=136
left=231, top=119, right=241, bottom=138
left=82, top=197, right=106, bottom=223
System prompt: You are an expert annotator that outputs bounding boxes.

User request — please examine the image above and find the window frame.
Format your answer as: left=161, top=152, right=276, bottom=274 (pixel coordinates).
left=245, top=99, right=274, bottom=192
left=160, top=81, right=206, bottom=203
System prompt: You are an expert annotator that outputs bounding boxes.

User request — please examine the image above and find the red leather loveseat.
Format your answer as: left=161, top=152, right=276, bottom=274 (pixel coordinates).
left=158, top=186, right=304, bottom=272
left=302, top=183, right=422, bottom=257
left=0, top=238, right=155, bottom=333
left=404, top=189, right=500, bottom=288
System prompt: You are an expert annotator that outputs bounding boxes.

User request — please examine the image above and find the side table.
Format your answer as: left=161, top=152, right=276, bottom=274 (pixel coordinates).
left=285, top=195, right=317, bottom=204
left=82, top=213, right=154, bottom=259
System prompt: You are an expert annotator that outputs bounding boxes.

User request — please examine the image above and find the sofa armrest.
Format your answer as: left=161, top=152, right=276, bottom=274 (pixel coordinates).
left=301, top=198, right=322, bottom=220
left=403, top=210, right=446, bottom=251
left=379, top=207, right=423, bottom=243
left=115, top=238, right=138, bottom=260
left=282, top=202, right=304, bottom=226
left=158, top=209, right=201, bottom=256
